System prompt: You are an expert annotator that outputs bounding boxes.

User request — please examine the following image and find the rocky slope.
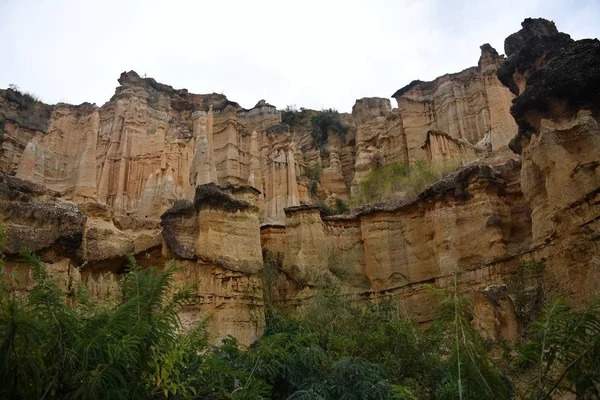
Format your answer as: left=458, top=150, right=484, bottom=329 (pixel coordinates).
left=0, top=18, right=598, bottom=344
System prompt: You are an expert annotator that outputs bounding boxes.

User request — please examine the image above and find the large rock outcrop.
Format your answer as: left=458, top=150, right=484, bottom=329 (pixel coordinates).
left=498, top=18, right=600, bottom=302
left=264, top=160, right=533, bottom=322
left=352, top=98, right=407, bottom=183
left=2, top=18, right=599, bottom=344
left=0, top=72, right=299, bottom=226
left=161, top=183, right=264, bottom=345
left=391, top=45, right=517, bottom=162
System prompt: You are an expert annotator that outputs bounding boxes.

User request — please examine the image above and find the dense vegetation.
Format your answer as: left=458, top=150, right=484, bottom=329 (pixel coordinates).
left=1, top=242, right=599, bottom=399
left=352, top=160, right=461, bottom=206
left=280, top=106, right=348, bottom=149
left=309, top=109, right=349, bottom=149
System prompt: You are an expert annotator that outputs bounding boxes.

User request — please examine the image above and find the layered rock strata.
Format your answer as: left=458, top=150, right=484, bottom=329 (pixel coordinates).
left=0, top=74, right=299, bottom=226
left=161, top=183, right=264, bottom=345
left=391, top=45, right=517, bottom=162
left=264, top=161, right=533, bottom=322
left=498, top=18, right=600, bottom=302
left=1, top=18, right=599, bottom=345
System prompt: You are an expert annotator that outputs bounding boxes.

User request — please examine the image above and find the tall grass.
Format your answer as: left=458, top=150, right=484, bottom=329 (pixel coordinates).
left=353, top=159, right=461, bottom=206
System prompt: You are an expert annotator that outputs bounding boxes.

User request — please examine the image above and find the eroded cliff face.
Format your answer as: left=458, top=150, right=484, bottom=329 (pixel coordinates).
left=352, top=97, right=407, bottom=184
left=263, top=161, right=532, bottom=324
left=391, top=45, right=517, bottom=162
left=498, top=18, right=600, bottom=302
left=161, top=184, right=265, bottom=345
left=1, top=18, right=599, bottom=344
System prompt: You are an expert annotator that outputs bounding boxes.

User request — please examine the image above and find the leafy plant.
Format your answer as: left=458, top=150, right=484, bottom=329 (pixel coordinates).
left=507, top=260, right=545, bottom=331
left=0, top=253, right=200, bottom=399
left=310, top=109, right=348, bottom=148
left=333, top=198, right=350, bottom=214
left=519, top=299, right=600, bottom=399
left=353, top=160, right=461, bottom=206
left=281, top=105, right=307, bottom=127
left=432, top=277, right=513, bottom=400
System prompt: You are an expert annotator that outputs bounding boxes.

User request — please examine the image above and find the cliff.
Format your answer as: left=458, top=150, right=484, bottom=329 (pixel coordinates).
left=1, top=18, right=599, bottom=344
left=391, top=44, right=517, bottom=162
left=498, top=18, right=600, bottom=302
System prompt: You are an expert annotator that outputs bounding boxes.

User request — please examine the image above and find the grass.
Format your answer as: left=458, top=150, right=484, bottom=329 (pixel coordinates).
left=353, top=159, right=462, bottom=206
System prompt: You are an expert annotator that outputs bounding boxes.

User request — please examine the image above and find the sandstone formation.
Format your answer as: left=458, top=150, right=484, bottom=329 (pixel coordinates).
left=391, top=44, right=517, bottom=162
left=1, top=18, right=599, bottom=344
left=0, top=73, right=299, bottom=226
left=0, top=174, right=85, bottom=256
left=161, top=183, right=264, bottom=345
left=422, top=130, right=480, bottom=164
left=263, top=161, right=532, bottom=323
left=498, top=18, right=600, bottom=302
left=352, top=97, right=407, bottom=183
left=472, top=285, right=519, bottom=343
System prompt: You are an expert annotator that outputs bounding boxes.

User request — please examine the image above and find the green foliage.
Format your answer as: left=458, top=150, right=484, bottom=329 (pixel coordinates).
left=302, top=165, right=322, bottom=198
left=310, top=109, right=348, bottom=148
left=3, top=240, right=598, bottom=399
left=507, top=260, right=545, bottom=330
left=304, top=165, right=322, bottom=182
left=281, top=105, right=308, bottom=127
left=432, top=282, right=513, bottom=400
left=519, top=299, right=600, bottom=399
left=353, top=160, right=461, bottom=206
left=0, top=253, right=201, bottom=399
left=333, top=198, right=350, bottom=214
left=264, top=283, right=445, bottom=399
left=319, top=198, right=351, bottom=216
left=309, top=180, right=319, bottom=197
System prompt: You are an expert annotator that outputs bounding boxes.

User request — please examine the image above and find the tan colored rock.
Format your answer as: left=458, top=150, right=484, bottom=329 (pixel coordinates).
left=16, top=104, right=100, bottom=200
left=392, top=45, right=517, bottom=161
left=3, top=18, right=600, bottom=344
left=320, top=147, right=346, bottom=197
left=263, top=132, right=300, bottom=223
left=274, top=162, right=531, bottom=323
left=352, top=97, right=407, bottom=184
left=422, top=130, right=479, bottom=164
left=282, top=205, right=330, bottom=286
left=190, top=109, right=217, bottom=188
left=174, top=260, right=264, bottom=346
left=473, top=285, right=519, bottom=343
left=498, top=18, right=600, bottom=303
left=161, top=183, right=264, bottom=344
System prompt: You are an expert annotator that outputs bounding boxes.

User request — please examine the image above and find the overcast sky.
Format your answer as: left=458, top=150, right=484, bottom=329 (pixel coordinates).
left=1, top=0, right=599, bottom=112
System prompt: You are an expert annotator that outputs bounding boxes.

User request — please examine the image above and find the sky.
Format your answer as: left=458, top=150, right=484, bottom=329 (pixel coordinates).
left=1, top=0, right=599, bottom=112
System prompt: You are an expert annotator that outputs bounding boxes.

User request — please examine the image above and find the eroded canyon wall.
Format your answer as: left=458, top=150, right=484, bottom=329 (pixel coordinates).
left=498, top=18, right=600, bottom=302
left=1, top=18, right=599, bottom=344
left=391, top=44, right=517, bottom=162
left=264, top=161, right=532, bottom=323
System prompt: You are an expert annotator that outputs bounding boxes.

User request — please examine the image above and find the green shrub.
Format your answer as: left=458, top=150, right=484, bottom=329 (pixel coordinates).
left=353, top=159, right=461, bottom=206
left=304, top=165, right=322, bottom=182
left=507, top=260, right=545, bottom=331
left=310, top=109, right=348, bottom=148
left=281, top=105, right=307, bottom=127
left=0, top=253, right=202, bottom=399
left=309, top=180, right=319, bottom=197
left=432, top=282, right=514, bottom=400
left=519, top=299, right=600, bottom=398
left=334, top=198, right=349, bottom=214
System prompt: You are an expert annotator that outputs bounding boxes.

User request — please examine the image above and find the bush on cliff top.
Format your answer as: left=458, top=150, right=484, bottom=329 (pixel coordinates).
left=310, top=109, right=349, bottom=148
left=280, top=106, right=349, bottom=149
left=353, top=159, right=461, bottom=206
